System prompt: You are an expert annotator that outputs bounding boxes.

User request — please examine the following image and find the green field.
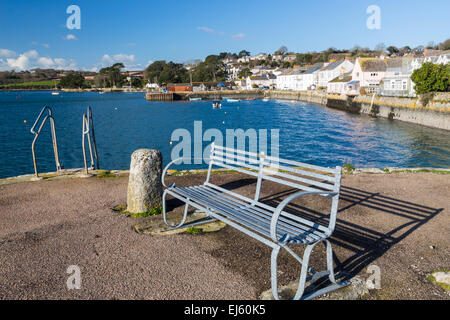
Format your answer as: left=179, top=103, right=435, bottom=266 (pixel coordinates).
left=0, top=80, right=59, bottom=89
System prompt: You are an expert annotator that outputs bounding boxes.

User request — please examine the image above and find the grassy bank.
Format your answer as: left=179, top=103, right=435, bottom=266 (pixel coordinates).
left=0, top=80, right=59, bottom=90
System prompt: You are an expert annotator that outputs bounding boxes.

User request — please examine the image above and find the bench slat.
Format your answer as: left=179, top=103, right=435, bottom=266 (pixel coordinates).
left=205, top=183, right=331, bottom=234
left=262, top=168, right=336, bottom=191
left=191, top=186, right=325, bottom=242
left=263, top=163, right=337, bottom=183
left=214, top=144, right=261, bottom=159
left=263, top=154, right=339, bottom=174
left=176, top=186, right=325, bottom=243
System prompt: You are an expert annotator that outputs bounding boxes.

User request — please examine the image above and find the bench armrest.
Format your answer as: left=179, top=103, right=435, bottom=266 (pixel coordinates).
left=270, top=191, right=338, bottom=243
left=162, top=158, right=210, bottom=188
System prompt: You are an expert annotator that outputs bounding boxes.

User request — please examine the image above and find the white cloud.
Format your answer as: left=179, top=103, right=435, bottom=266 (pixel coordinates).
left=65, top=34, right=78, bottom=40
left=0, top=49, right=77, bottom=71
left=232, top=33, right=246, bottom=39
left=101, top=54, right=114, bottom=65
left=197, top=27, right=246, bottom=40
left=32, top=42, right=50, bottom=48
left=99, top=53, right=140, bottom=70
left=6, top=55, right=30, bottom=71
left=24, top=50, right=39, bottom=59
left=197, top=26, right=215, bottom=33
left=0, top=49, right=17, bottom=58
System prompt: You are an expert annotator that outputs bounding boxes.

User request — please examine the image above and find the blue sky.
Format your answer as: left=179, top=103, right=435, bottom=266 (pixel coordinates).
left=0, top=0, right=449, bottom=71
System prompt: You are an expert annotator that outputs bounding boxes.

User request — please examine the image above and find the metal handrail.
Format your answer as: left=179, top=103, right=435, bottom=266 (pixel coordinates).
left=82, top=106, right=100, bottom=174
left=31, top=106, right=62, bottom=178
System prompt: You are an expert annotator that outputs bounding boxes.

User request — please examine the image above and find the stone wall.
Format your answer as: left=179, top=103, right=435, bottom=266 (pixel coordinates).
left=327, top=94, right=450, bottom=130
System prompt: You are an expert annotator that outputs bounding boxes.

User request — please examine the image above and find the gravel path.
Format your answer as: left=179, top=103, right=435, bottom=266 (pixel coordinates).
left=0, top=172, right=449, bottom=300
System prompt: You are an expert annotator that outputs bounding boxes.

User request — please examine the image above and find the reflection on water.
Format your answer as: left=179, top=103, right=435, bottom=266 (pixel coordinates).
left=0, top=91, right=449, bottom=178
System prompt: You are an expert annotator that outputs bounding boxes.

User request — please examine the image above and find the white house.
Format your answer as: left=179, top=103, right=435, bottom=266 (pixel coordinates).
left=298, top=63, right=324, bottom=91
left=379, top=58, right=416, bottom=97
left=351, top=58, right=387, bottom=94
left=283, top=54, right=297, bottom=62
left=317, top=60, right=354, bottom=88
left=275, top=69, right=309, bottom=91
left=327, top=73, right=361, bottom=96
left=246, top=74, right=277, bottom=90
left=250, top=53, right=268, bottom=61
left=237, top=56, right=251, bottom=63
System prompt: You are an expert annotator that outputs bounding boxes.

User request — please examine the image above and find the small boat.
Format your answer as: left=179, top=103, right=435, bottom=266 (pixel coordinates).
left=247, top=98, right=255, bottom=101
left=262, top=98, right=269, bottom=102
left=189, top=97, right=202, bottom=101
left=98, top=91, right=105, bottom=95
left=227, top=99, right=240, bottom=102
left=212, top=100, right=222, bottom=109
left=51, top=81, right=59, bottom=95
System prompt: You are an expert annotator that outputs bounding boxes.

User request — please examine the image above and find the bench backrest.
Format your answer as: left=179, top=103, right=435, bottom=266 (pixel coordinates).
left=208, top=143, right=341, bottom=196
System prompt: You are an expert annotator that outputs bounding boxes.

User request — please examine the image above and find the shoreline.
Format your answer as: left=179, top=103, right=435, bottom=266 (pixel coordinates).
left=1, top=167, right=449, bottom=185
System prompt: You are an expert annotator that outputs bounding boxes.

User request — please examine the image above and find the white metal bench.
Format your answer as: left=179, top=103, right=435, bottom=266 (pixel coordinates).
left=161, top=144, right=350, bottom=300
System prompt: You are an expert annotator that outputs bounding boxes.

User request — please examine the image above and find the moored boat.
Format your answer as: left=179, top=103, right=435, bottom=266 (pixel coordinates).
left=212, top=100, right=222, bottom=109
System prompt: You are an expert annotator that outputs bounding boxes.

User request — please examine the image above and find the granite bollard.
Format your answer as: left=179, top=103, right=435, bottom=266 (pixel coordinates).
left=127, top=149, right=163, bottom=214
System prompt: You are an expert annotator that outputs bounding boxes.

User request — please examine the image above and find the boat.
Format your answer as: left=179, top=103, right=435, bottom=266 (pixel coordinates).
left=189, top=97, right=202, bottom=101
left=51, top=81, right=60, bottom=95
left=262, top=98, right=269, bottom=102
left=247, top=98, right=255, bottom=101
left=227, top=99, right=240, bottom=102
left=212, top=100, right=222, bottom=109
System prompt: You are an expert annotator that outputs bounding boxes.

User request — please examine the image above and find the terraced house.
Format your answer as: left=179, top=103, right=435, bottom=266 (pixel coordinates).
left=351, top=58, right=387, bottom=94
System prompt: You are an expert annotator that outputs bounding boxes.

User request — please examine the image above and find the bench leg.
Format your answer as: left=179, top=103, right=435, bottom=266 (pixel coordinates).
left=270, top=240, right=350, bottom=300
left=162, top=190, right=189, bottom=229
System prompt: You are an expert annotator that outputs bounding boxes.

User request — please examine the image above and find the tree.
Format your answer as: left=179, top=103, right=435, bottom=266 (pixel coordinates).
left=295, top=53, right=313, bottom=65
left=144, top=61, right=188, bottom=85
left=59, top=73, right=85, bottom=89
left=274, top=46, right=288, bottom=56
left=238, top=68, right=251, bottom=79
left=99, top=63, right=125, bottom=87
left=374, top=43, right=386, bottom=55
left=238, top=50, right=250, bottom=58
left=387, top=46, right=399, bottom=55
left=411, top=62, right=449, bottom=94
left=439, top=38, right=450, bottom=51
left=192, top=55, right=225, bottom=82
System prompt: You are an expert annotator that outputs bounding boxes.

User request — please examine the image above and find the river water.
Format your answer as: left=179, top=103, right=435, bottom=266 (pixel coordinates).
left=0, top=91, right=449, bottom=179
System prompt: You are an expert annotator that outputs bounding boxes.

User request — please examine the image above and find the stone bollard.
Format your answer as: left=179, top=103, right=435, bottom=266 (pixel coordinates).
left=127, top=149, right=163, bottom=214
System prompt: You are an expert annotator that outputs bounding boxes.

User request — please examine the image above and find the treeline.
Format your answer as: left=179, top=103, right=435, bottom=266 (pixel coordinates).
left=144, top=55, right=227, bottom=85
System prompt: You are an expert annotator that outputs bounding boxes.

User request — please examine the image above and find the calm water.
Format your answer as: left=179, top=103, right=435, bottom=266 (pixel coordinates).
left=0, top=91, right=449, bottom=179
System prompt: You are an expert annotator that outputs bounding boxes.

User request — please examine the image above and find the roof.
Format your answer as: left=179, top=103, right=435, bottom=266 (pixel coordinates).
left=359, top=58, right=387, bottom=72
left=330, top=72, right=352, bottom=83
left=323, top=60, right=344, bottom=71
left=304, top=63, right=324, bottom=74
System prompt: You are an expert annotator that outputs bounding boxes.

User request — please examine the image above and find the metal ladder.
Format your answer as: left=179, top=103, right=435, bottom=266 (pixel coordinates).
left=82, top=106, right=100, bottom=175
left=31, top=106, right=62, bottom=178
left=31, top=106, right=100, bottom=178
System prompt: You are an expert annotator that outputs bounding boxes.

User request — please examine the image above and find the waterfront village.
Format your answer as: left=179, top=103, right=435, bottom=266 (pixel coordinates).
left=148, top=47, right=449, bottom=98
left=1, top=44, right=449, bottom=101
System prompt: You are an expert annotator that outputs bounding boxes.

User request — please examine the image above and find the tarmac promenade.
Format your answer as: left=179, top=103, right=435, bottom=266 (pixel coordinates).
left=0, top=171, right=449, bottom=300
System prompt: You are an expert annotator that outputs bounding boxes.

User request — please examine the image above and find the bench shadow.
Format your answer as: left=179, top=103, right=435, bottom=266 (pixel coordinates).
left=259, top=185, right=443, bottom=279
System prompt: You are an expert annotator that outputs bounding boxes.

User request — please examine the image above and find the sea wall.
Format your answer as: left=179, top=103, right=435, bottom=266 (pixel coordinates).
left=327, top=93, right=450, bottom=130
